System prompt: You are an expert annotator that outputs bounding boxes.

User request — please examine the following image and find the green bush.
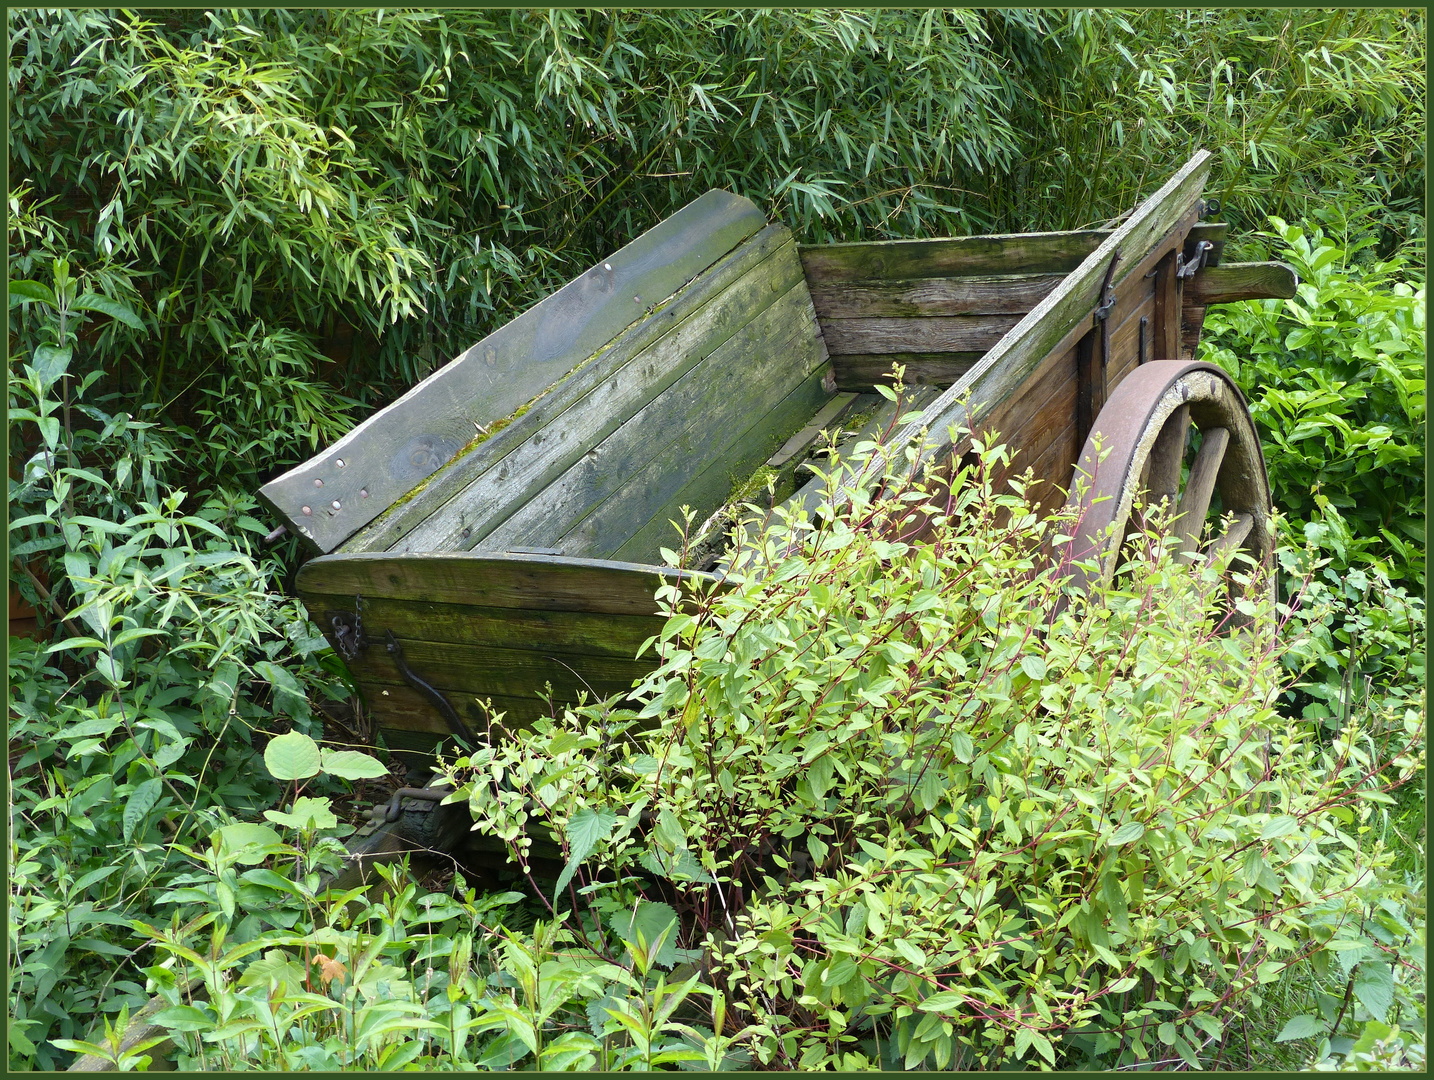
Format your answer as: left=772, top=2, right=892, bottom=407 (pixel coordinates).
left=5, top=263, right=352, bottom=1069
left=1199, top=214, right=1425, bottom=724
left=442, top=431, right=1424, bottom=1070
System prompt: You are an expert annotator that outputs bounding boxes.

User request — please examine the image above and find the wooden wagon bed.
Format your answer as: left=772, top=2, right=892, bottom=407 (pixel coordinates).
left=259, top=150, right=1295, bottom=768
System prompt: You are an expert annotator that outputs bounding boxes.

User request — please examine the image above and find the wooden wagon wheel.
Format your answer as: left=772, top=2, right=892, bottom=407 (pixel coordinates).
left=1064, top=360, right=1273, bottom=595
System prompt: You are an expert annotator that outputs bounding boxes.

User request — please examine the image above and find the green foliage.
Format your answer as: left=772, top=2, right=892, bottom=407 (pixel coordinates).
left=442, top=433, right=1424, bottom=1070
left=5, top=262, right=356, bottom=1069
left=1199, top=215, right=1425, bottom=726
left=9, top=8, right=1422, bottom=500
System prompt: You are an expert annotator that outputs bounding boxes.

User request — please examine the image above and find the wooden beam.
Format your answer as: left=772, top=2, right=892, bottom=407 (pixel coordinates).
left=1184, top=261, right=1299, bottom=305
left=296, top=551, right=716, bottom=617
left=260, top=190, right=767, bottom=553
left=799, top=229, right=1109, bottom=282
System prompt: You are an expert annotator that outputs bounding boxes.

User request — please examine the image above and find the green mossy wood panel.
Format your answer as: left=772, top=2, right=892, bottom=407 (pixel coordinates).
left=378, top=229, right=806, bottom=555
left=831, top=352, right=984, bottom=391
left=820, top=313, right=1022, bottom=354
left=261, top=189, right=767, bottom=553
left=610, top=360, right=836, bottom=564
left=299, top=593, right=659, bottom=658
left=345, top=223, right=796, bottom=554
left=489, top=281, right=829, bottom=557
left=354, top=637, right=652, bottom=705
left=296, top=550, right=716, bottom=617
left=808, top=273, right=1066, bottom=318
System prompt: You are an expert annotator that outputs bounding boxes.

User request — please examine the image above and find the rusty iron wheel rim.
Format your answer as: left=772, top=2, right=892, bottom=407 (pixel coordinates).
left=1064, top=359, right=1273, bottom=595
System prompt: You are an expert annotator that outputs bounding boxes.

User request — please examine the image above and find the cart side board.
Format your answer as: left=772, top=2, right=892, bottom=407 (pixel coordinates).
left=261, top=190, right=768, bottom=554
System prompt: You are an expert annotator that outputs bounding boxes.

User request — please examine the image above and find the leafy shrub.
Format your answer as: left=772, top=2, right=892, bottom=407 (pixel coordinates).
left=6, top=264, right=352, bottom=1069
left=442, top=430, right=1424, bottom=1070
left=1200, top=215, right=1425, bottom=724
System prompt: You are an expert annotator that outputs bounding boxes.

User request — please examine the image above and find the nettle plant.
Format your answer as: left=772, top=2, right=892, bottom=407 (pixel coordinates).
left=444, top=426, right=1424, bottom=1071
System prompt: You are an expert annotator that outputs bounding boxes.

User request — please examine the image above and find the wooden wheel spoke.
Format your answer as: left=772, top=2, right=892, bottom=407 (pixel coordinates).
left=1205, top=511, right=1254, bottom=562
left=1173, top=426, right=1229, bottom=556
left=1143, top=403, right=1189, bottom=515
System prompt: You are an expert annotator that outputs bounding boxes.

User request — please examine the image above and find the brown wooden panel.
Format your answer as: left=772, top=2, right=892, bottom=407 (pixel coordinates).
left=296, top=551, right=715, bottom=617
left=299, top=593, right=660, bottom=658
left=820, top=314, right=1021, bottom=355
left=1184, top=261, right=1298, bottom=305
left=831, top=352, right=983, bottom=392
left=799, top=230, right=1108, bottom=283
left=262, top=191, right=767, bottom=553
left=882, top=152, right=1210, bottom=493
left=808, top=273, right=1063, bottom=318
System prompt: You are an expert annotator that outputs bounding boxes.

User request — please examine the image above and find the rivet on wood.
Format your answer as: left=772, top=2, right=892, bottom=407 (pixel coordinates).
left=332, top=501, right=341, bottom=510
left=604, top=263, right=612, bottom=271
left=302, top=505, right=312, bottom=515
left=336, top=458, right=345, bottom=467
left=360, top=488, right=369, bottom=497
left=314, top=478, right=324, bottom=487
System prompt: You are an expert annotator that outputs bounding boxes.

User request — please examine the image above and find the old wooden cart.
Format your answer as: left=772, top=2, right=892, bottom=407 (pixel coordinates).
left=259, top=150, right=1295, bottom=773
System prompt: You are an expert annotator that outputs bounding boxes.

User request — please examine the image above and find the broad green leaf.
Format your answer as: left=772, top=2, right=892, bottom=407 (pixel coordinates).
left=32, top=344, right=72, bottom=390
left=609, top=900, right=687, bottom=969
left=319, top=748, right=389, bottom=781
left=214, top=823, right=283, bottom=865
left=1019, top=654, right=1047, bottom=680
left=554, top=807, right=618, bottom=900
left=264, top=731, right=321, bottom=781
left=1352, top=961, right=1394, bottom=1021
left=122, top=777, right=162, bottom=842
left=1107, top=821, right=1146, bottom=846
left=1260, top=814, right=1299, bottom=840
left=264, top=796, right=338, bottom=832
left=9, top=279, right=57, bottom=307
left=71, top=292, right=147, bottom=330
left=1275, top=1014, right=1322, bottom=1042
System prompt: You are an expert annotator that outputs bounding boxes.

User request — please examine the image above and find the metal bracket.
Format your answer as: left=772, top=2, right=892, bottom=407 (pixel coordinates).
left=1093, top=250, right=1122, bottom=403
left=1175, top=240, right=1214, bottom=281
left=327, top=595, right=367, bottom=660
left=383, top=630, right=476, bottom=747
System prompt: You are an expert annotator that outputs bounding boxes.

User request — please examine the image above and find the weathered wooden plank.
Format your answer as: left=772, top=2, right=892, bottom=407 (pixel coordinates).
left=355, top=637, right=652, bottom=705
left=768, top=392, right=860, bottom=469
left=598, top=358, right=836, bottom=563
left=297, top=593, right=660, bottom=658
left=1184, top=261, right=1299, bottom=305
left=808, top=272, right=1064, bottom=318
left=344, top=225, right=798, bottom=554
left=296, top=551, right=716, bottom=616
left=261, top=190, right=767, bottom=553
left=1104, top=289, right=1158, bottom=392
left=1153, top=250, right=1182, bottom=360
left=798, top=230, right=1108, bottom=283
left=759, top=384, right=945, bottom=539
left=831, top=351, right=984, bottom=392
left=483, top=281, right=826, bottom=555
left=986, top=339, right=1080, bottom=471
left=360, top=683, right=576, bottom=740
left=394, top=239, right=808, bottom=555
left=820, top=314, right=1021, bottom=355
left=883, top=151, right=1212, bottom=482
